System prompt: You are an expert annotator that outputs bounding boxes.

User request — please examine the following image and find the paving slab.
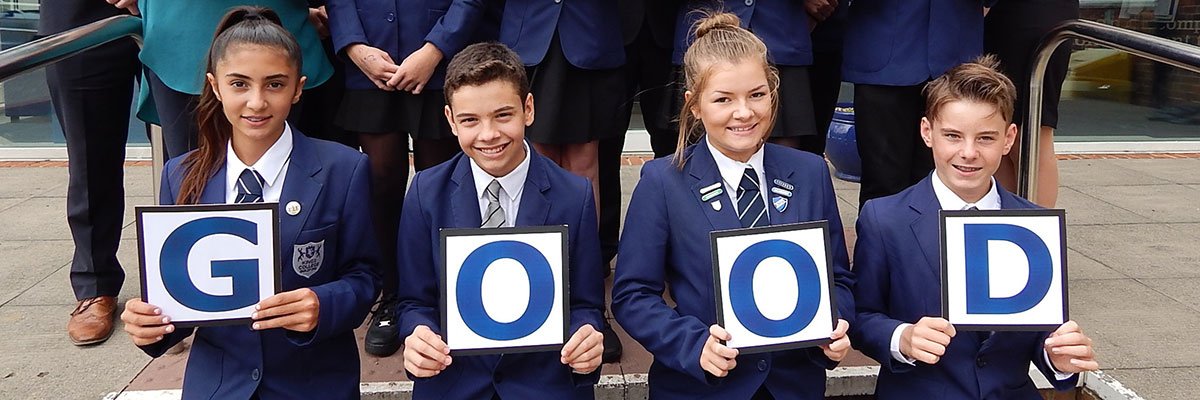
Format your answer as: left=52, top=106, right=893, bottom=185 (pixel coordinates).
left=0, top=239, right=73, bottom=305
left=1058, top=160, right=1172, bottom=187
left=1101, top=367, right=1200, bottom=400
left=1081, top=184, right=1200, bottom=223
left=1106, top=158, right=1200, bottom=185
left=1068, top=224, right=1200, bottom=278
left=0, top=198, right=21, bottom=213
left=10, top=239, right=143, bottom=307
left=1066, top=249, right=1127, bottom=281
left=1137, top=278, right=1200, bottom=314
left=1056, top=186, right=1152, bottom=226
left=0, top=196, right=71, bottom=240
left=0, top=167, right=66, bottom=199
left=0, top=304, right=150, bottom=400
left=1069, top=279, right=1200, bottom=370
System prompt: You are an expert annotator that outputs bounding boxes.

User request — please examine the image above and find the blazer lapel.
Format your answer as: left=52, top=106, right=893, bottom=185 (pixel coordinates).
left=449, top=156, right=483, bottom=229
left=762, top=146, right=798, bottom=225
left=685, top=144, right=741, bottom=231
left=198, top=164, right=228, bottom=204
left=515, top=151, right=551, bottom=227
left=279, top=132, right=323, bottom=248
left=907, top=177, right=944, bottom=304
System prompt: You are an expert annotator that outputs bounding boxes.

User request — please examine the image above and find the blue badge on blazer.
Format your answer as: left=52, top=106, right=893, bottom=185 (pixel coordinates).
left=772, top=179, right=794, bottom=191
left=772, top=196, right=788, bottom=212
left=293, top=240, right=324, bottom=278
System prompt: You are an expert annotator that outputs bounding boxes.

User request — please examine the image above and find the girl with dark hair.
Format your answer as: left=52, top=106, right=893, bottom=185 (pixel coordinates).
left=120, top=7, right=379, bottom=399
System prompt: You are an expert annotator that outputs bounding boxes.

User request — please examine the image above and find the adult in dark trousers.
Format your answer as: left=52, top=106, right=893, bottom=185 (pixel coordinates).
left=598, top=0, right=681, bottom=364
left=986, top=0, right=1079, bottom=207
left=843, top=0, right=989, bottom=208
left=806, top=2, right=847, bottom=157
left=41, top=0, right=141, bottom=346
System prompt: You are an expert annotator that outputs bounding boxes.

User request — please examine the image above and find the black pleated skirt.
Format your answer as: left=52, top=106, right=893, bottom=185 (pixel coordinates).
left=525, top=34, right=627, bottom=144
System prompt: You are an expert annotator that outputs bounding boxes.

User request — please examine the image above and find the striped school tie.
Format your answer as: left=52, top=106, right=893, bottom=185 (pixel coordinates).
left=736, top=167, right=766, bottom=228
left=481, top=179, right=506, bottom=228
left=236, top=168, right=266, bottom=203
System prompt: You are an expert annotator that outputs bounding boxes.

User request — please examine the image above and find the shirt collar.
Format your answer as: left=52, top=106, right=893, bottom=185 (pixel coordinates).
left=226, top=123, right=293, bottom=191
left=931, top=171, right=1001, bottom=210
left=468, top=141, right=532, bottom=201
left=705, top=136, right=765, bottom=190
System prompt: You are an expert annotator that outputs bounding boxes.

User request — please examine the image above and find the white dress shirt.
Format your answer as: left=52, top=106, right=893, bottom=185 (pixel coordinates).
left=705, top=137, right=769, bottom=222
left=225, top=123, right=293, bottom=204
left=468, top=142, right=532, bottom=228
left=889, top=173, right=1072, bottom=380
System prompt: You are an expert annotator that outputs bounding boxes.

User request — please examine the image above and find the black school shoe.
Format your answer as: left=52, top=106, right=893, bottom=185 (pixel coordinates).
left=365, top=296, right=401, bottom=357
left=602, top=325, right=623, bottom=364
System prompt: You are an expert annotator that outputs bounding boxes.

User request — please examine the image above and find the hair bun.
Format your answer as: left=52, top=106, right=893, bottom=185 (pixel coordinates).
left=694, top=12, right=742, bottom=39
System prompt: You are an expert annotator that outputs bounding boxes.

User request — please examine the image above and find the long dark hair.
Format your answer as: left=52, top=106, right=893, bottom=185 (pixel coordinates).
left=176, top=6, right=303, bottom=204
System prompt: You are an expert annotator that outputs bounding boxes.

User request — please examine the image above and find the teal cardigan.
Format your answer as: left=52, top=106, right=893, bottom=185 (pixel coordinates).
left=136, top=0, right=333, bottom=124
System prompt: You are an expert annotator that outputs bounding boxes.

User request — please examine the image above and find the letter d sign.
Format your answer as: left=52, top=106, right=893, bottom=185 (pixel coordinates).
left=941, top=209, right=1068, bottom=331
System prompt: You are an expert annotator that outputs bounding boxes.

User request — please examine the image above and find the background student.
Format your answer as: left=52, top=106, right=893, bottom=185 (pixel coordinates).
left=325, top=0, right=497, bottom=357
left=850, top=56, right=1098, bottom=399
left=120, top=8, right=379, bottom=399
left=612, top=13, right=854, bottom=399
left=395, top=42, right=605, bottom=400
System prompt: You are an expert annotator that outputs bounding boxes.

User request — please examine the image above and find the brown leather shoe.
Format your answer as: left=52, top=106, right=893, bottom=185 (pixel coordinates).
left=67, top=296, right=117, bottom=346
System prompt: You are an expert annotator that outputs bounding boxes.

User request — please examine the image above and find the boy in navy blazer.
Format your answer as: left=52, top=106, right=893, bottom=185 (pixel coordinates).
left=395, top=42, right=606, bottom=400
left=850, top=56, right=1099, bottom=399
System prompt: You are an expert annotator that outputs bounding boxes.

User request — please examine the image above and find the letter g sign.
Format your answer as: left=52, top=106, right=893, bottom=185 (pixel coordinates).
left=159, top=217, right=261, bottom=312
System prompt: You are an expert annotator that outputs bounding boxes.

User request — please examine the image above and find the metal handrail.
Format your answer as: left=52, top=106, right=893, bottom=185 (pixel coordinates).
left=0, top=15, right=163, bottom=199
left=1020, top=19, right=1200, bottom=199
left=0, top=15, right=141, bottom=81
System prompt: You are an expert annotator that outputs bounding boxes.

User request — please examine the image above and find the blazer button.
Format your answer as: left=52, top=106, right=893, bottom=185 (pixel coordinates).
left=976, top=357, right=987, bottom=368
left=554, top=0, right=562, bottom=3
left=251, top=368, right=261, bottom=381
left=757, top=359, right=767, bottom=371
left=744, top=0, right=753, bottom=5
left=386, top=12, right=396, bottom=22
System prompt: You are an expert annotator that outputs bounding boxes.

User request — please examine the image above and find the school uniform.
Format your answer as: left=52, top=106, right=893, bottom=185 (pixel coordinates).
left=842, top=0, right=988, bottom=208
left=850, top=175, right=1078, bottom=399
left=508, top=0, right=628, bottom=144
left=326, top=0, right=499, bottom=139
left=143, top=125, right=380, bottom=400
left=612, top=141, right=855, bottom=399
left=396, top=145, right=606, bottom=400
left=671, top=0, right=819, bottom=139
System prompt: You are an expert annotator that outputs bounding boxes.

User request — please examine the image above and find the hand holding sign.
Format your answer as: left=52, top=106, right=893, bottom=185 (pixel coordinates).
left=561, top=324, right=604, bottom=374
left=1045, top=320, right=1099, bottom=373
left=700, top=324, right=739, bottom=378
left=251, top=288, right=320, bottom=332
left=820, top=319, right=851, bottom=362
left=404, top=325, right=452, bottom=378
left=121, top=298, right=175, bottom=346
left=900, top=317, right=957, bottom=365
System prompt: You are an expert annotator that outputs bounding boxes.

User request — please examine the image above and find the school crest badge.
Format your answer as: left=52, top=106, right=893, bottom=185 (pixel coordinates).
left=293, top=240, right=324, bottom=278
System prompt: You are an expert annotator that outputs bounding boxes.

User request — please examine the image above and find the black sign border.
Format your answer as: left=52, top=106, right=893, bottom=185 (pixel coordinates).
left=939, top=208, right=1070, bottom=332
left=136, top=202, right=282, bottom=329
left=439, top=225, right=571, bottom=357
left=710, top=221, right=837, bottom=355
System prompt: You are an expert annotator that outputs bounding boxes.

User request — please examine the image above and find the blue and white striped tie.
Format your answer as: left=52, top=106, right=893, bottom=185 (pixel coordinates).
left=736, top=167, right=766, bottom=228
left=235, top=168, right=265, bottom=203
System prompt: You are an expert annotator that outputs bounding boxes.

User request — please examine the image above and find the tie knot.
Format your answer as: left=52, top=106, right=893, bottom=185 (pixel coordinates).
left=963, top=205, right=979, bottom=211
left=236, top=168, right=265, bottom=203
left=485, top=179, right=502, bottom=202
left=738, top=167, right=759, bottom=192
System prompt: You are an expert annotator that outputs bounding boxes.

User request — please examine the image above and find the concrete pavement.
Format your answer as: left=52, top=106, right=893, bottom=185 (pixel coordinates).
left=1, top=154, right=1198, bottom=399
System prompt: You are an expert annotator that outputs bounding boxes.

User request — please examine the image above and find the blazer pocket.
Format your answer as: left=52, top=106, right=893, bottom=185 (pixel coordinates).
left=290, top=223, right=339, bottom=281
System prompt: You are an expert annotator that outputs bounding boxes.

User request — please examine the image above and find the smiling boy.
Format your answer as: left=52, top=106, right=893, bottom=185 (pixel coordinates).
left=849, top=55, right=1100, bottom=399
left=392, top=42, right=607, bottom=400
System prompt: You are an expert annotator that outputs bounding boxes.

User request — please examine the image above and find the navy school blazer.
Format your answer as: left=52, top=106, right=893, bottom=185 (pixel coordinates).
left=672, top=0, right=814, bottom=66
left=143, top=129, right=380, bottom=400
left=612, top=142, right=856, bottom=400
left=842, top=0, right=987, bottom=86
left=850, top=176, right=1078, bottom=399
left=326, top=0, right=502, bottom=91
left=395, top=148, right=606, bottom=400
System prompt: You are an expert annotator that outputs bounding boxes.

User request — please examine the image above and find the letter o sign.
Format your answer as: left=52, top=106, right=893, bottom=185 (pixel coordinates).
left=456, top=240, right=556, bottom=340
left=728, top=240, right=821, bottom=338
